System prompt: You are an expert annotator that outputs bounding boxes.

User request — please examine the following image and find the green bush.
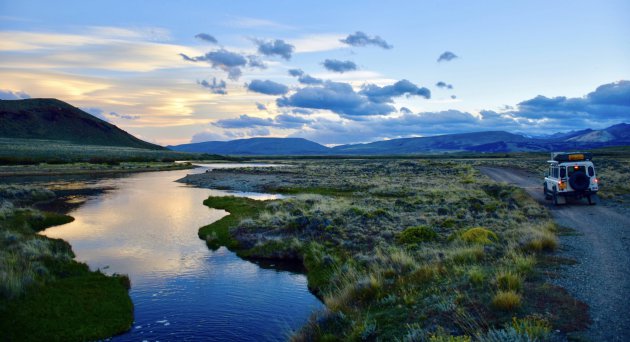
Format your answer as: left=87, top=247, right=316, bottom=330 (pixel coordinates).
left=397, top=225, right=438, bottom=244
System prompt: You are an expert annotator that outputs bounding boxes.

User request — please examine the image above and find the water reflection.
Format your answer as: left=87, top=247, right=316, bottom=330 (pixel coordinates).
left=37, top=165, right=321, bottom=341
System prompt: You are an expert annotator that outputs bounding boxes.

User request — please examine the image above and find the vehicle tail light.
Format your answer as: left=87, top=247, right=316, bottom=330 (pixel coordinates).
left=594, top=178, right=598, bottom=183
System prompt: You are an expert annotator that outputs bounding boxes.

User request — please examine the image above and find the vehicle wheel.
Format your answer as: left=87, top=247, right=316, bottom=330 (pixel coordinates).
left=544, top=183, right=552, bottom=200
left=552, top=188, right=559, bottom=206
left=587, top=195, right=596, bottom=205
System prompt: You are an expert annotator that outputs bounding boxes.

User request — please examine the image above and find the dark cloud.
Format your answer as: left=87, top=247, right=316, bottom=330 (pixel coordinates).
left=198, top=78, right=227, bottom=95
left=256, top=102, right=267, bottom=111
left=0, top=90, right=30, bottom=100
left=83, top=107, right=138, bottom=121
left=437, top=51, right=458, bottom=62
left=179, top=49, right=248, bottom=80
left=436, top=81, right=453, bottom=89
left=399, top=107, right=413, bottom=114
left=247, top=55, right=266, bottom=69
left=212, top=113, right=311, bottom=130
left=513, top=80, right=630, bottom=121
left=323, top=59, right=357, bottom=73
left=247, top=79, right=289, bottom=95
left=277, top=80, right=396, bottom=117
left=451, top=95, right=457, bottom=99
left=288, top=68, right=323, bottom=84
left=274, top=114, right=312, bottom=128
left=195, top=33, right=218, bottom=44
left=255, top=39, right=294, bottom=60
left=214, top=114, right=275, bottom=128
left=298, top=74, right=323, bottom=85
left=288, top=69, right=304, bottom=77
left=360, top=80, right=431, bottom=103
left=340, top=31, right=392, bottom=49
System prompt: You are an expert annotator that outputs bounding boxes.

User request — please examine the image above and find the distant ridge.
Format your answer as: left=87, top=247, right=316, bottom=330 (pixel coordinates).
left=169, top=123, right=630, bottom=155
left=0, top=98, right=163, bottom=150
left=168, top=137, right=330, bottom=155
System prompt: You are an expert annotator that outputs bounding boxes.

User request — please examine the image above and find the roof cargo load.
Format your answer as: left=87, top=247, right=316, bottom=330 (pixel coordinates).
left=551, top=152, right=593, bottom=162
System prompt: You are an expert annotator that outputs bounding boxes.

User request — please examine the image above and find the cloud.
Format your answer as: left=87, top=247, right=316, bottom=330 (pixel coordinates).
left=190, top=130, right=228, bottom=143
left=436, top=81, right=453, bottom=89
left=247, top=55, right=266, bottom=69
left=323, top=59, right=357, bottom=73
left=399, top=107, right=412, bottom=114
left=277, top=80, right=396, bottom=117
left=214, top=114, right=275, bottom=128
left=340, top=31, right=392, bottom=49
left=0, top=89, right=30, bottom=100
left=298, top=74, right=324, bottom=85
left=194, top=33, right=218, bottom=44
left=288, top=68, right=323, bottom=84
left=247, top=79, right=289, bottom=95
left=198, top=78, right=227, bottom=95
left=513, top=80, right=630, bottom=121
left=180, top=48, right=248, bottom=80
left=256, top=102, right=267, bottom=111
left=255, top=39, right=294, bottom=60
left=83, top=107, right=138, bottom=121
left=360, top=79, right=431, bottom=103
left=437, top=51, right=458, bottom=62
left=274, top=114, right=312, bottom=128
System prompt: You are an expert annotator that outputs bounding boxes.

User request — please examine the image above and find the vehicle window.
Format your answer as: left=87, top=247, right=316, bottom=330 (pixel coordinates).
left=567, top=165, right=586, bottom=177
left=552, top=167, right=558, bottom=178
left=560, top=167, right=566, bottom=178
left=588, top=166, right=594, bottom=177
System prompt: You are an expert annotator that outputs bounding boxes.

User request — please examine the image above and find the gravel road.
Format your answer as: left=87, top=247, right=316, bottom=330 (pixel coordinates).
left=479, top=166, right=630, bottom=341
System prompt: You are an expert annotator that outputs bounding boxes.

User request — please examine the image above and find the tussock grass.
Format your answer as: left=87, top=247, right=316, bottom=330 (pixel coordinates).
left=492, top=290, right=522, bottom=310
left=194, top=159, right=571, bottom=340
left=0, top=184, right=133, bottom=340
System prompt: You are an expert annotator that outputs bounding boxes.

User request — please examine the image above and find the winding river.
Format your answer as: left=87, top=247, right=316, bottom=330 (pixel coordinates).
left=38, top=164, right=323, bottom=341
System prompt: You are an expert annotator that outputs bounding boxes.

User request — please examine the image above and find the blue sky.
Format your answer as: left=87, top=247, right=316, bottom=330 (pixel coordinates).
left=1, top=0, right=629, bottom=145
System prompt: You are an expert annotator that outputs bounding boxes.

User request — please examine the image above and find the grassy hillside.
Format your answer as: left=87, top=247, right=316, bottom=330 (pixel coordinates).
left=0, top=138, right=228, bottom=164
left=0, top=98, right=162, bottom=150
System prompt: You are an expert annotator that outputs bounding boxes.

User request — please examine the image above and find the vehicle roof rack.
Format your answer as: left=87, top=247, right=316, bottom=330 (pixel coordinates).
left=550, top=152, right=592, bottom=162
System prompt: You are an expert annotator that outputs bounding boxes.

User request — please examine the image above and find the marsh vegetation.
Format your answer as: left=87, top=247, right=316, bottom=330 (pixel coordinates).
left=186, top=159, right=589, bottom=340
left=0, top=184, right=133, bottom=341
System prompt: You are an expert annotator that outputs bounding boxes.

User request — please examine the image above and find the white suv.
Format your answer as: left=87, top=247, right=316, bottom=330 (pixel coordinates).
left=544, top=152, right=599, bottom=205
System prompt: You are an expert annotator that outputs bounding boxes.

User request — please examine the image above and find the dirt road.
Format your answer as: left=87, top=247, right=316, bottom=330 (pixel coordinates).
left=479, top=167, right=630, bottom=341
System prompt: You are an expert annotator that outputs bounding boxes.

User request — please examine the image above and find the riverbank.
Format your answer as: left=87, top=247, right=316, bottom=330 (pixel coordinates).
left=181, top=159, right=588, bottom=340
left=0, top=184, right=133, bottom=341
left=0, top=161, right=195, bottom=177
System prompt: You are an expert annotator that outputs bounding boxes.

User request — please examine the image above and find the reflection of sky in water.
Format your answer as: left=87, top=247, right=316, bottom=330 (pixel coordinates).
left=40, top=165, right=321, bottom=341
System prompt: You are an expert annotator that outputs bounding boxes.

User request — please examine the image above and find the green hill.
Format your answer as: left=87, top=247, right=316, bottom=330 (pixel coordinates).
left=0, top=98, right=163, bottom=150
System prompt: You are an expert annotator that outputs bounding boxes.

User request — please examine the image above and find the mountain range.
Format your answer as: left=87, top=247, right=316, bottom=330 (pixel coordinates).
left=2, top=98, right=628, bottom=156
left=0, top=98, right=163, bottom=150
left=169, top=123, right=630, bottom=155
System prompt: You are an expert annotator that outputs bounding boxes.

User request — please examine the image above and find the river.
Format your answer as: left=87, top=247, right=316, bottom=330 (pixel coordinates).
left=36, top=164, right=323, bottom=341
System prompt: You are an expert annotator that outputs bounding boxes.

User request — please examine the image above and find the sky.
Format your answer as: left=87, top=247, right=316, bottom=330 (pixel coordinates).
left=1, top=0, right=629, bottom=146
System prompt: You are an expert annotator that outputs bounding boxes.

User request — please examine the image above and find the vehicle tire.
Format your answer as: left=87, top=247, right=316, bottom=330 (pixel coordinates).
left=587, top=195, right=596, bottom=205
left=552, top=187, right=559, bottom=206
left=569, top=171, right=589, bottom=191
left=544, top=183, right=552, bottom=200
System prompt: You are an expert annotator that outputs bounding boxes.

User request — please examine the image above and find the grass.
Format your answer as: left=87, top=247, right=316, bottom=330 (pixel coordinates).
left=192, top=158, right=592, bottom=340
left=0, top=184, right=133, bottom=340
left=0, top=137, right=229, bottom=165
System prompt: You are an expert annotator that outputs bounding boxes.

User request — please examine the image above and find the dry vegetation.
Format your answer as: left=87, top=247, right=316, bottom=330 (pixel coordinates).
left=192, top=159, right=586, bottom=341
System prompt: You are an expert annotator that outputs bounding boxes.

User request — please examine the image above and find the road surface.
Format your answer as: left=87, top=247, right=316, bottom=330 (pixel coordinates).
left=479, top=166, right=630, bottom=341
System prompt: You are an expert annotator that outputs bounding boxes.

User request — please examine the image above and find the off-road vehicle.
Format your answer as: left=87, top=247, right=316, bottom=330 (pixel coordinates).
left=544, top=152, right=599, bottom=205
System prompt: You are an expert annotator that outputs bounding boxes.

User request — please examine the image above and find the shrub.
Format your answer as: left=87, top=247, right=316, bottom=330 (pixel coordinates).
left=397, top=225, right=437, bottom=245
left=460, top=227, right=498, bottom=245
left=467, top=266, right=485, bottom=287
left=511, top=315, right=552, bottom=340
left=495, top=271, right=523, bottom=292
left=492, top=290, right=522, bottom=310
